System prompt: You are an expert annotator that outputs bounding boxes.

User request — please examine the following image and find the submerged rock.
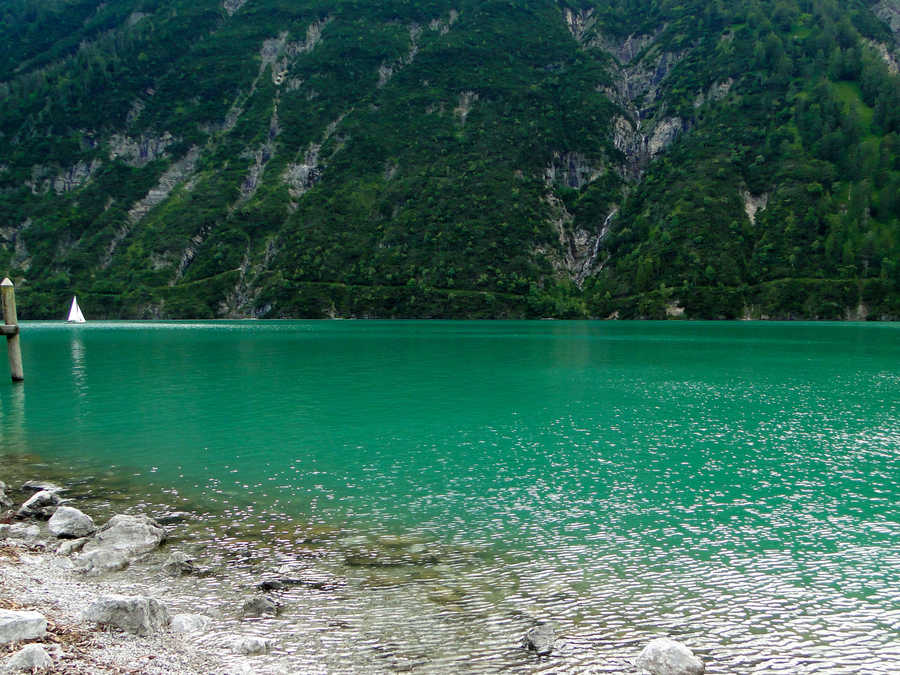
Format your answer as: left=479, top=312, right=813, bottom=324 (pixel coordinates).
left=523, top=623, right=555, bottom=656
left=233, top=636, right=272, bottom=655
left=82, top=594, right=170, bottom=636
left=16, top=490, right=62, bottom=520
left=255, top=568, right=344, bottom=592
left=162, top=551, right=200, bottom=576
left=170, top=613, right=211, bottom=634
left=344, top=550, right=441, bottom=568
left=636, top=637, right=704, bottom=675
left=21, top=480, right=63, bottom=494
left=48, top=506, right=95, bottom=538
left=74, top=548, right=130, bottom=574
left=6, top=643, right=53, bottom=671
left=240, top=596, right=280, bottom=618
left=154, top=511, right=193, bottom=525
left=0, top=609, right=47, bottom=645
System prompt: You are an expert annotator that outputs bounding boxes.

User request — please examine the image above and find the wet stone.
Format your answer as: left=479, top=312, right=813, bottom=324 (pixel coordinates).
left=636, top=637, right=705, bottom=675
left=16, top=490, right=62, bottom=520
left=523, top=623, right=555, bottom=656
left=162, top=551, right=200, bottom=576
left=240, top=596, right=280, bottom=618
left=155, top=511, right=193, bottom=525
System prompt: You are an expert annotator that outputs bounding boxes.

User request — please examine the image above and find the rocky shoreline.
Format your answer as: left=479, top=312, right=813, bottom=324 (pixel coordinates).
left=1, top=478, right=706, bottom=674
left=0, top=479, right=251, bottom=673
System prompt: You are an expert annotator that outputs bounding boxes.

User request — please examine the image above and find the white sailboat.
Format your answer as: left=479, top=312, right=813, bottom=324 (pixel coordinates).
left=66, top=296, right=86, bottom=323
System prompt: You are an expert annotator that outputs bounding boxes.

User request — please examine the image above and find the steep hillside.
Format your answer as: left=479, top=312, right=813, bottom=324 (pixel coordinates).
left=1, top=0, right=898, bottom=319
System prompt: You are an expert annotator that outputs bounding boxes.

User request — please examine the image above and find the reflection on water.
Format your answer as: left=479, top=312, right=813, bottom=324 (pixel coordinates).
left=1, top=321, right=898, bottom=673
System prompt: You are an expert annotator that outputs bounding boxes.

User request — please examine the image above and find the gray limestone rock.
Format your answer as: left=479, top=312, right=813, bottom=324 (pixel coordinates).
left=523, top=623, right=555, bottom=656
left=48, top=506, right=95, bottom=538
left=7, top=523, right=40, bottom=541
left=57, top=537, right=89, bottom=556
left=74, top=548, right=131, bottom=574
left=240, top=596, right=279, bottom=618
left=82, top=594, right=170, bottom=636
left=81, top=514, right=166, bottom=557
left=16, top=490, right=62, bottom=520
left=0, top=609, right=47, bottom=645
left=162, top=551, right=199, bottom=576
left=636, top=637, right=705, bottom=675
left=5, top=643, right=53, bottom=671
left=233, top=637, right=272, bottom=655
left=170, top=613, right=211, bottom=634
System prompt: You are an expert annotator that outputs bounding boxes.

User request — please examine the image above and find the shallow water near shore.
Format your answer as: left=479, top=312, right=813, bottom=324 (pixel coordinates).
left=2, top=320, right=899, bottom=673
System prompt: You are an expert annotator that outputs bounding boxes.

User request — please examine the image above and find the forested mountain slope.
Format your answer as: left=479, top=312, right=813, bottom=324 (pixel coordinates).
left=1, top=0, right=898, bottom=319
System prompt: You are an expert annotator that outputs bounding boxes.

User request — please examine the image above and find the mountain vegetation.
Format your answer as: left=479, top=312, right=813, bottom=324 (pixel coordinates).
left=1, top=0, right=898, bottom=319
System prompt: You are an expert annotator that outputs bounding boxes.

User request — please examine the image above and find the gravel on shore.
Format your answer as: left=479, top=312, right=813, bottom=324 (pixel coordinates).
left=0, top=540, right=245, bottom=674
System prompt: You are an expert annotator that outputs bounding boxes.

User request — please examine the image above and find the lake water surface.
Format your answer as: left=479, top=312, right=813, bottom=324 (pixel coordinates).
left=1, top=321, right=898, bottom=673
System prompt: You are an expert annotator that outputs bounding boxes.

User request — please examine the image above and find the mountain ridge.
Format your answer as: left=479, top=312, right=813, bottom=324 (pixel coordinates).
left=1, top=0, right=898, bottom=319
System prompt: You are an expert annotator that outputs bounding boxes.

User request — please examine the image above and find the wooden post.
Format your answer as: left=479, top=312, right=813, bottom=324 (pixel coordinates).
left=1, top=278, right=24, bottom=382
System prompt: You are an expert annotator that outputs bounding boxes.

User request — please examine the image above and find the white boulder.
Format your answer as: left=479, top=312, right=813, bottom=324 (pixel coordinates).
left=48, top=506, right=95, bottom=538
left=82, top=594, right=170, bottom=636
left=636, top=637, right=705, bottom=675
left=0, top=609, right=47, bottom=645
left=170, top=613, right=211, bottom=634
left=5, top=643, right=53, bottom=671
left=75, top=514, right=166, bottom=573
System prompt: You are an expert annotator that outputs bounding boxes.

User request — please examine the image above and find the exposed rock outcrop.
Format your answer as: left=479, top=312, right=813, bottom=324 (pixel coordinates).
left=102, top=147, right=200, bottom=269
left=223, top=0, right=249, bottom=17
left=52, top=159, right=102, bottom=194
left=454, top=91, right=478, bottom=125
left=741, top=190, right=769, bottom=225
left=108, top=133, right=175, bottom=168
left=282, top=113, right=346, bottom=205
left=125, top=147, right=200, bottom=224
left=378, top=24, right=422, bottom=88
left=544, top=151, right=601, bottom=190
left=873, top=1, right=900, bottom=38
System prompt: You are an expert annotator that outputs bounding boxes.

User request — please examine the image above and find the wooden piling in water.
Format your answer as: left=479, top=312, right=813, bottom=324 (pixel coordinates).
left=1, top=278, right=24, bottom=382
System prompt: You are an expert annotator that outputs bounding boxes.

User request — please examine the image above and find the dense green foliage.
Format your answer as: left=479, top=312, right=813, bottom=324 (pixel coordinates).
left=1, top=0, right=897, bottom=318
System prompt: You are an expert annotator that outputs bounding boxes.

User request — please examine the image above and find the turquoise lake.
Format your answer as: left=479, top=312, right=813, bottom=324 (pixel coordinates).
left=1, top=321, right=898, bottom=673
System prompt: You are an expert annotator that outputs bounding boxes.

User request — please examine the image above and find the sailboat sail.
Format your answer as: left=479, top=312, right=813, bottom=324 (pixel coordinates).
left=67, top=296, right=86, bottom=323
